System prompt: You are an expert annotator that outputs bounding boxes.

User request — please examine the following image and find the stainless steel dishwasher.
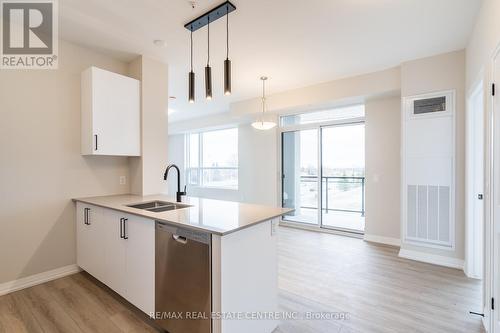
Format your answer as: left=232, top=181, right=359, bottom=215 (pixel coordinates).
left=155, top=221, right=211, bottom=333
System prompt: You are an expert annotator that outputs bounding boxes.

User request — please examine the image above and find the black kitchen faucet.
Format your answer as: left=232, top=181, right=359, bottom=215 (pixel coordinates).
left=163, top=164, right=186, bottom=203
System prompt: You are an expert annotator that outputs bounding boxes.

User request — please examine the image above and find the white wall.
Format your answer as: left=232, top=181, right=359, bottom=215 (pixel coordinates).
left=128, top=56, right=169, bottom=196
left=400, top=50, right=466, bottom=261
left=466, top=0, right=500, bottom=90
left=231, top=67, right=401, bottom=117
left=0, top=40, right=130, bottom=284
left=238, top=124, right=278, bottom=206
left=364, top=97, right=401, bottom=241
left=166, top=134, right=185, bottom=196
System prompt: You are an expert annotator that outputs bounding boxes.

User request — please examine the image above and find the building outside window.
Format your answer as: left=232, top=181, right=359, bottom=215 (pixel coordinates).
left=185, top=128, right=238, bottom=189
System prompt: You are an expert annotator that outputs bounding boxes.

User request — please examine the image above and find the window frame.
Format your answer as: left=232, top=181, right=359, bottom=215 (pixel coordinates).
left=185, top=127, right=239, bottom=190
left=279, top=104, right=365, bottom=131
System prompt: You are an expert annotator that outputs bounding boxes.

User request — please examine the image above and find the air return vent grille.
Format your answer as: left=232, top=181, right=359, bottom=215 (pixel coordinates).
left=413, top=96, right=446, bottom=115
left=406, top=185, right=451, bottom=247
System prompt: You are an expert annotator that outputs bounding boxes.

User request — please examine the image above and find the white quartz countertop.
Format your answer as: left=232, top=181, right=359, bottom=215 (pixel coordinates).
left=73, top=194, right=293, bottom=236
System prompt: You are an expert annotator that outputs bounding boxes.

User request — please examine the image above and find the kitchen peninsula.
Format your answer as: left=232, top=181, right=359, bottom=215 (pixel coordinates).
left=73, top=194, right=292, bottom=333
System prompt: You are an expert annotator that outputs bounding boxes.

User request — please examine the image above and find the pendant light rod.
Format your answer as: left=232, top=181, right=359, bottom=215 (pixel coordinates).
left=261, top=76, right=267, bottom=114
left=207, top=16, right=210, bottom=65
left=190, top=31, right=193, bottom=71
left=226, top=5, right=229, bottom=59
left=223, top=3, right=232, bottom=95
left=184, top=1, right=236, bottom=32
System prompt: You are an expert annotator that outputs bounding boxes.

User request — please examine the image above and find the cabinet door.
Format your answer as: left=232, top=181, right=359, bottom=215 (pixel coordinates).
left=76, top=203, right=106, bottom=281
left=76, top=202, right=91, bottom=271
left=103, top=209, right=127, bottom=297
left=91, top=67, right=140, bottom=156
left=124, top=215, right=155, bottom=314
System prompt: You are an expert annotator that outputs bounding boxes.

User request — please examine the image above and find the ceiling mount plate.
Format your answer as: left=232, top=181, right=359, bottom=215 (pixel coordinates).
left=184, top=1, right=236, bottom=32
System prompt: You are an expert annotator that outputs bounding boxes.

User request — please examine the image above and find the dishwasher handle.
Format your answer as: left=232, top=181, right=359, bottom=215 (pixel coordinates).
left=173, top=234, right=188, bottom=244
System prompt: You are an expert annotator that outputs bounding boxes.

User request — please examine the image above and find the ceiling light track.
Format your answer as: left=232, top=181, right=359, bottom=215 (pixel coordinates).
left=184, top=1, right=236, bottom=32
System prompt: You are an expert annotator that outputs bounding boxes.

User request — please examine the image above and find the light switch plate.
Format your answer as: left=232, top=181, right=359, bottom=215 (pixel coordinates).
left=119, top=176, right=126, bottom=185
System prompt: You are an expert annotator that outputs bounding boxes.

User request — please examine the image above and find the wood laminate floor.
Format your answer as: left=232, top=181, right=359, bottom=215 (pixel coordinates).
left=0, top=227, right=483, bottom=333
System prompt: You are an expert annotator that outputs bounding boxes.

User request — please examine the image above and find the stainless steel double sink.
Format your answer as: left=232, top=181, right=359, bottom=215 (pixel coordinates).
left=126, top=200, right=191, bottom=213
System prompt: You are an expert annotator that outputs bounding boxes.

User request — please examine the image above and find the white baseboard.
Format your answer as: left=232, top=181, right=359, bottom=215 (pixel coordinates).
left=363, top=234, right=401, bottom=247
left=398, top=249, right=464, bottom=269
left=464, top=264, right=483, bottom=280
left=0, top=264, right=81, bottom=296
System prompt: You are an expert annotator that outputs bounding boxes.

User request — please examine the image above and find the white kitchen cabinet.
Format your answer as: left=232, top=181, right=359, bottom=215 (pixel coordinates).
left=76, top=206, right=155, bottom=315
left=81, top=66, right=141, bottom=156
left=76, top=203, right=107, bottom=283
left=124, top=213, right=155, bottom=315
left=103, top=210, right=127, bottom=297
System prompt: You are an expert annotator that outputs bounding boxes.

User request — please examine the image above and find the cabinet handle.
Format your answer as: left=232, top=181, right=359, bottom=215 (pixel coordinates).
left=120, top=218, right=124, bottom=238
left=123, top=218, right=129, bottom=240
left=94, top=134, right=98, bottom=151
left=84, top=208, right=87, bottom=225
left=84, top=208, right=90, bottom=225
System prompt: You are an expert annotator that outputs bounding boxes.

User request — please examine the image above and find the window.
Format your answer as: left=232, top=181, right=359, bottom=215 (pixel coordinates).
left=280, top=104, right=365, bottom=127
left=186, top=128, right=238, bottom=189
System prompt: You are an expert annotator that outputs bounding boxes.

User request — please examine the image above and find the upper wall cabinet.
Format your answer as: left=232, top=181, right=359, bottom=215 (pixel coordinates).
left=81, top=67, right=141, bottom=156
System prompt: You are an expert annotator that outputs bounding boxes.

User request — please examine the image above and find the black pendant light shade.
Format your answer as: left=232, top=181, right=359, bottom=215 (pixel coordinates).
left=224, top=59, right=231, bottom=95
left=205, top=16, right=212, bottom=100
left=188, top=71, right=195, bottom=103
left=205, top=65, right=212, bottom=100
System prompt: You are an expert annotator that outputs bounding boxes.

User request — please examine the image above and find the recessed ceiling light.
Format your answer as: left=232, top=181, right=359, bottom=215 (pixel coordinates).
left=169, top=96, right=177, bottom=100
left=153, top=39, right=167, bottom=47
left=168, top=109, right=177, bottom=115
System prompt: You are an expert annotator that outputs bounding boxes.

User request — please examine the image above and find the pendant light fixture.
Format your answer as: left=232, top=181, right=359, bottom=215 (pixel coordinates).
left=252, top=77, right=277, bottom=130
left=223, top=4, right=231, bottom=95
left=205, top=16, right=213, bottom=100
left=188, top=30, right=195, bottom=103
left=184, top=1, right=236, bottom=103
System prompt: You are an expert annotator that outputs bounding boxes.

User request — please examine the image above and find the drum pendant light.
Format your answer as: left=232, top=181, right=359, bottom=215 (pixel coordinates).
left=252, top=77, right=277, bottom=130
left=224, top=6, right=231, bottom=95
left=205, top=16, right=213, bottom=100
left=188, top=30, right=195, bottom=103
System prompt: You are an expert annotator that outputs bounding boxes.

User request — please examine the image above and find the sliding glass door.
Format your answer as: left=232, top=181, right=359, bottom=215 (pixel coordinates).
left=321, top=123, right=365, bottom=232
left=281, top=120, right=365, bottom=233
left=282, top=129, right=318, bottom=225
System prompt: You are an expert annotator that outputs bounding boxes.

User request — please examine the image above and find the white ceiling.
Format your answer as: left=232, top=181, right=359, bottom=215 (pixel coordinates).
left=59, top=0, right=482, bottom=122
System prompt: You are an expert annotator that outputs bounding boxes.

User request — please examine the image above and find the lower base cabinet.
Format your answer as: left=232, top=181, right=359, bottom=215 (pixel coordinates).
left=76, top=203, right=155, bottom=314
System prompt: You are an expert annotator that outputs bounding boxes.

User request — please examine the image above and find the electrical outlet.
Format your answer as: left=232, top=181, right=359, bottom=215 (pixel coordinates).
left=119, top=176, right=126, bottom=185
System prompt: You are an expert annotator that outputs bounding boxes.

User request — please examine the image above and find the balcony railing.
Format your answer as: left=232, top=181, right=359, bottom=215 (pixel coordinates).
left=300, top=175, right=365, bottom=216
